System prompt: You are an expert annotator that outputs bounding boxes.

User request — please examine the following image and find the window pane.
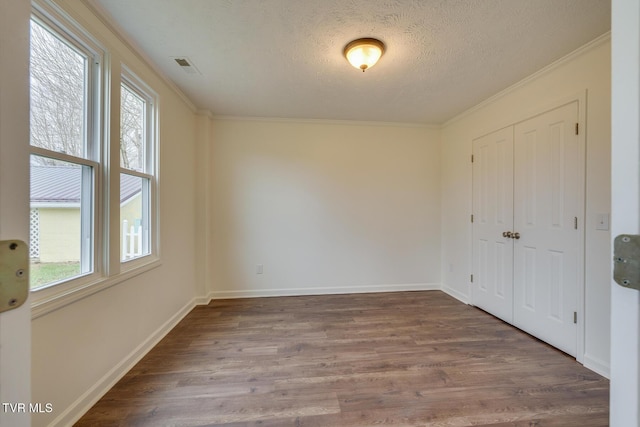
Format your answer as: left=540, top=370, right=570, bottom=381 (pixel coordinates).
left=120, top=84, right=146, bottom=172
left=30, top=155, right=93, bottom=289
left=120, top=174, right=149, bottom=261
left=30, top=20, right=87, bottom=158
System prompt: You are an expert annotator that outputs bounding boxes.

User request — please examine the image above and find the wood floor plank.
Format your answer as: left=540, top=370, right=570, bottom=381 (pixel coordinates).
left=75, top=291, right=609, bottom=426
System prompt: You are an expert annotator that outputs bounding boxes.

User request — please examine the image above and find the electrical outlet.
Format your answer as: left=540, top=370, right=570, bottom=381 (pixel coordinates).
left=256, top=264, right=263, bottom=274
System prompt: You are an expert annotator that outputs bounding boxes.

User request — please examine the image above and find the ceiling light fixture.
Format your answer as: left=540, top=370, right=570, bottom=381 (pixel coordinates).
left=343, top=38, right=385, bottom=72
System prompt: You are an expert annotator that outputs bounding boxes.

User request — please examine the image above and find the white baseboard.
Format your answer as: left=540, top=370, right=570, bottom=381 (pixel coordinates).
left=440, top=284, right=470, bottom=304
left=193, top=295, right=212, bottom=305
left=204, top=283, right=441, bottom=301
left=583, top=353, right=611, bottom=379
left=49, top=299, right=196, bottom=427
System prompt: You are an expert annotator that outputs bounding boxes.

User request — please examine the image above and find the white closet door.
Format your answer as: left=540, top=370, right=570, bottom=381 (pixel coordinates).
left=513, top=102, right=581, bottom=356
left=472, top=127, right=514, bottom=323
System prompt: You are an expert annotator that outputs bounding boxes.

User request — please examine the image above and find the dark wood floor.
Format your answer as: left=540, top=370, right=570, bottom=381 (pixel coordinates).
left=76, top=291, right=609, bottom=426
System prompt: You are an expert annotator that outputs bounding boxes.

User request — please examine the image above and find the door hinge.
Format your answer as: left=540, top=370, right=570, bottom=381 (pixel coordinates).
left=471, top=214, right=474, bottom=223
left=0, top=240, right=29, bottom=313
left=575, top=123, right=579, bottom=135
left=471, top=154, right=474, bottom=163
left=573, top=312, right=577, bottom=324
left=574, top=217, right=578, bottom=230
left=470, top=274, right=474, bottom=283
left=613, top=234, right=640, bottom=290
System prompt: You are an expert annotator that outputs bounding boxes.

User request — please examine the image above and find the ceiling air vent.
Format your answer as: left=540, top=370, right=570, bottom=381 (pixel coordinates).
left=171, top=56, right=201, bottom=75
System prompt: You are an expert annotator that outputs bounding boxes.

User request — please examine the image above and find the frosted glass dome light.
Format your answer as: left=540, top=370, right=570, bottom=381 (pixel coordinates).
left=343, top=38, right=385, bottom=72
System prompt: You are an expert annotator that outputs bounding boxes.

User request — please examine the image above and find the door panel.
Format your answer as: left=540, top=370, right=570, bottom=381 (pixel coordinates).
left=610, top=0, right=640, bottom=421
left=0, top=1, right=32, bottom=426
left=472, top=127, right=514, bottom=323
left=513, top=102, right=580, bottom=356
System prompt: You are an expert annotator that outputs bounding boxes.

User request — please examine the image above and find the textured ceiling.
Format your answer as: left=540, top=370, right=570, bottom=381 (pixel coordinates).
left=91, top=0, right=610, bottom=124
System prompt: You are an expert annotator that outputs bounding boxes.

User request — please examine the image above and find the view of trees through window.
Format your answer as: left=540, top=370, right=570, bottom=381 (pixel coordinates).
left=120, top=81, right=151, bottom=262
left=29, top=18, right=93, bottom=289
left=29, top=15, right=156, bottom=290
left=30, top=19, right=86, bottom=162
left=120, top=84, right=145, bottom=172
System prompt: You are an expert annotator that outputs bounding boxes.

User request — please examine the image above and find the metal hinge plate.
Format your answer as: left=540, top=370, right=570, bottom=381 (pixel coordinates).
left=0, top=240, right=29, bottom=313
left=614, top=234, right=640, bottom=291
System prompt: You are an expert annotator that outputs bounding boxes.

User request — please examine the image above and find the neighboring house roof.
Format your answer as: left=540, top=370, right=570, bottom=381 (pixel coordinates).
left=31, top=165, right=142, bottom=204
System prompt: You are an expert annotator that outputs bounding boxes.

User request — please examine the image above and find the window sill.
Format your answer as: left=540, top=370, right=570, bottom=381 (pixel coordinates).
left=30, top=257, right=161, bottom=320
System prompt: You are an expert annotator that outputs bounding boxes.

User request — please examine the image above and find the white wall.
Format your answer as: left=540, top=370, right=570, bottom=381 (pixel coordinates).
left=210, top=119, right=441, bottom=298
left=440, top=36, right=611, bottom=376
left=30, top=2, right=200, bottom=426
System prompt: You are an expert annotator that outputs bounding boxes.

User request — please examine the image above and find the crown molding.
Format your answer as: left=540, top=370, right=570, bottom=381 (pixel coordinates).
left=212, top=114, right=441, bottom=130
left=196, top=109, right=215, bottom=119
left=443, top=31, right=611, bottom=128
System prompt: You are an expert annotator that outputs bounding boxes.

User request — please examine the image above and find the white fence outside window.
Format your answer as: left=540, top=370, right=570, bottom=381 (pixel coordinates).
left=122, top=219, right=143, bottom=260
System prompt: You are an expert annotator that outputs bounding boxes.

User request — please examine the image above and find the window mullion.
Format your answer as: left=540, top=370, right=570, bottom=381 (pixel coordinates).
left=106, top=65, right=122, bottom=276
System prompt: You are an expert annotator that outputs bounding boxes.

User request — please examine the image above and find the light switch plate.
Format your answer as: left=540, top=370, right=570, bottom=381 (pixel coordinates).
left=596, top=213, right=610, bottom=231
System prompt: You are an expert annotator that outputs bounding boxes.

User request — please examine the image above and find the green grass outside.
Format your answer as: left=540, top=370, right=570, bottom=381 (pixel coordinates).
left=30, top=262, right=81, bottom=289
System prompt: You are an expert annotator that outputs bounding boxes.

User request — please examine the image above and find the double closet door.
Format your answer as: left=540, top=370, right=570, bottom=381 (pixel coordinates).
left=472, top=102, right=582, bottom=356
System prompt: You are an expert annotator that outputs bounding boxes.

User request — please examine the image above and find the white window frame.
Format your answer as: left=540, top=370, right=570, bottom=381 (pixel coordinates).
left=29, top=2, right=104, bottom=303
left=29, top=0, right=161, bottom=318
left=118, top=66, right=159, bottom=270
